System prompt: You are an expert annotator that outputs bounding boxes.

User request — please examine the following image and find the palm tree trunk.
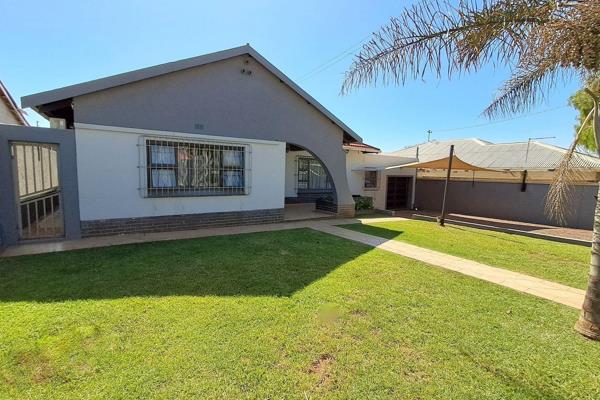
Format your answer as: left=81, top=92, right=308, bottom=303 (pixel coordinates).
left=575, top=97, right=600, bottom=340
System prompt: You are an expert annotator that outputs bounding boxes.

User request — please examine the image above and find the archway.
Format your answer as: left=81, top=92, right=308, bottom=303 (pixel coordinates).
left=284, top=142, right=354, bottom=218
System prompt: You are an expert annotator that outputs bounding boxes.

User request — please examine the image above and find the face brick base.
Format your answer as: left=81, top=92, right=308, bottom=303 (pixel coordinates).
left=81, top=208, right=285, bottom=237
left=315, top=199, right=355, bottom=218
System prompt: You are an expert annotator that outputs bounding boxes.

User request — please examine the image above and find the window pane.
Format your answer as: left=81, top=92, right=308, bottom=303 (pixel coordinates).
left=151, top=169, right=176, bottom=187
left=224, top=170, right=244, bottom=187
left=223, top=149, right=243, bottom=168
left=151, top=145, right=176, bottom=165
left=145, top=139, right=246, bottom=196
left=297, top=156, right=330, bottom=190
left=364, top=171, right=378, bottom=188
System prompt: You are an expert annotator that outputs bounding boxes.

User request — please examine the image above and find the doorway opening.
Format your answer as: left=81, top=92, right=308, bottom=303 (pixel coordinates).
left=386, top=176, right=412, bottom=210
left=11, top=142, right=64, bottom=240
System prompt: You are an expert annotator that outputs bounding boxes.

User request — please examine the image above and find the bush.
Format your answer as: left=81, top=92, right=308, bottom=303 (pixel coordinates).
left=354, top=196, right=374, bottom=211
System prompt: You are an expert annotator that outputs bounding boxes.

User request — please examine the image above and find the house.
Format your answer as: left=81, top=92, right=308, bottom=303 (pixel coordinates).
left=0, top=80, right=28, bottom=126
left=0, top=45, right=363, bottom=246
left=349, top=138, right=600, bottom=229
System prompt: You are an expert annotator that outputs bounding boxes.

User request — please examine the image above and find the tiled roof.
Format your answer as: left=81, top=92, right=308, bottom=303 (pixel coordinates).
left=391, top=138, right=600, bottom=170
left=343, top=142, right=381, bottom=153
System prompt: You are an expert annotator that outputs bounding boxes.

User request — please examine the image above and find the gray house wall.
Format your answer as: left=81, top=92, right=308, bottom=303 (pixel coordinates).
left=0, top=125, right=81, bottom=247
left=415, top=179, right=597, bottom=229
left=72, top=55, right=354, bottom=213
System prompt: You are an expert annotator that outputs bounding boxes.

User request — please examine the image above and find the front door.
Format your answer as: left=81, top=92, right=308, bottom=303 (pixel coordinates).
left=386, top=176, right=411, bottom=210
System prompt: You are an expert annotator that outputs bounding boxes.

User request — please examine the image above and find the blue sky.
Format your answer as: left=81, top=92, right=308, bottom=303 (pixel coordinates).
left=1, top=0, right=582, bottom=151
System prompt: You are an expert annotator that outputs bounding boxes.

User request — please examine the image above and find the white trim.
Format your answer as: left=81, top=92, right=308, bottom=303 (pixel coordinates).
left=75, top=123, right=282, bottom=146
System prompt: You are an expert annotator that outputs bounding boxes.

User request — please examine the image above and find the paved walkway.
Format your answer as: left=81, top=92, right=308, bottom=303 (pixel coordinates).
left=312, top=223, right=585, bottom=309
left=1, top=216, right=586, bottom=309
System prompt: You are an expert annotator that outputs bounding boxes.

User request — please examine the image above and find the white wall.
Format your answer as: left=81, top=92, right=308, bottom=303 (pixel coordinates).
left=0, top=102, right=21, bottom=125
left=75, top=124, right=285, bottom=221
left=345, top=150, right=367, bottom=195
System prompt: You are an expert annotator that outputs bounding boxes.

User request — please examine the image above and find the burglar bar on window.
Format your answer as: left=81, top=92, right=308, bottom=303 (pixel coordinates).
left=140, top=138, right=248, bottom=197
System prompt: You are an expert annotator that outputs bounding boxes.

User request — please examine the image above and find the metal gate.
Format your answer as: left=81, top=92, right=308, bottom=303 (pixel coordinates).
left=10, top=142, right=64, bottom=240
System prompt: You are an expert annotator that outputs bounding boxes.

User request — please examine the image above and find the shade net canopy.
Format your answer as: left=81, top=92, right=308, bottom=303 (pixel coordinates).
left=387, top=155, right=495, bottom=172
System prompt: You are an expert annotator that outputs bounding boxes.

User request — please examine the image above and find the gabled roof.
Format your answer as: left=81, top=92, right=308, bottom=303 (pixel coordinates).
left=21, top=45, right=361, bottom=142
left=391, top=138, right=600, bottom=170
left=0, top=80, right=28, bottom=126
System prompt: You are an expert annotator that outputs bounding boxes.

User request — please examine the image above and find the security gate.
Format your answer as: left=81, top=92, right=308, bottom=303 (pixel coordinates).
left=11, top=142, right=64, bottom=240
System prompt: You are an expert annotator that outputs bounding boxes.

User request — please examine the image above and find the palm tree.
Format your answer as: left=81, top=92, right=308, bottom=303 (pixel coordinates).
left=342, top=0, right=600, bottom=339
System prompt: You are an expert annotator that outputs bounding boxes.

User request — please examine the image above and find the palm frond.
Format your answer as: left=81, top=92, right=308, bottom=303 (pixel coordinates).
left=545, top=108, right=595, bottom=225
left=341, top=0, right=553, bottom=94
left=482, top=63, right=572, bottom=118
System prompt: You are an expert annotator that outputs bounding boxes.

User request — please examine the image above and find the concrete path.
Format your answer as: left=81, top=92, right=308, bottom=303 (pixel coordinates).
left=1, top=215, right=586, bottom=309
left=311, top=223, right=585, bottom=309
left=0, top=217, right=402, bottom=258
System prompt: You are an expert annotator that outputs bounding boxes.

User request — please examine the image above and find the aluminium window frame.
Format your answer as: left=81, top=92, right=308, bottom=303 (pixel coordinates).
left=138, top=135, right=252, bottom=198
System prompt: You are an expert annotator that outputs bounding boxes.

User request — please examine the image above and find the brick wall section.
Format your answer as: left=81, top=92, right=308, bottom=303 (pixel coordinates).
left=315, top=199, right=355, bottom=218
left=81, top=208, right=285, bottom=237
left=336, top=204, right=355, bottom=218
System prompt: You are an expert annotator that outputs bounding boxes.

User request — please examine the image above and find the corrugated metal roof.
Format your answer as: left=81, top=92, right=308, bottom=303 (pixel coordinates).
left=343, top=142, right=381, bottom=153
left=390, top=138, right=600, bottom=170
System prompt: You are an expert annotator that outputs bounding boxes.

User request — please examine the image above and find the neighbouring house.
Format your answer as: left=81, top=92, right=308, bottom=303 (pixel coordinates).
left=0, top=45, right=363, bottom=246
left=349, top=138, right=600, bottom=229
left=0, top=80, right=28, bottom=126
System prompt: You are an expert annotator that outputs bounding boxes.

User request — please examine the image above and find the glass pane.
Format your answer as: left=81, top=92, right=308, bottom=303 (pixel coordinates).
left=151, top=145, right=176, bottom=165
left=151, top=169, right=176, bottom=187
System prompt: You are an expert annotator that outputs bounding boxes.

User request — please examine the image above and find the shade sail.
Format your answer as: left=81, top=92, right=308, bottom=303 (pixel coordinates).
left=386, top=155, right=495, bottom=171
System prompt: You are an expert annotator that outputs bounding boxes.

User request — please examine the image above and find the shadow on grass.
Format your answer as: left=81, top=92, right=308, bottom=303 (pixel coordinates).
left=0, top=228, right=370, bottom=303
left=459, top=350, right=566, bottom=400
left=340, top=224, right=405, bottom=241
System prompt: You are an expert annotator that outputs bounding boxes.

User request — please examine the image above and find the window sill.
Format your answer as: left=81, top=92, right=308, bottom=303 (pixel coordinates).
left=146, top=189, right=247, bottom=198
left=297, top=189, right=334, bottom=193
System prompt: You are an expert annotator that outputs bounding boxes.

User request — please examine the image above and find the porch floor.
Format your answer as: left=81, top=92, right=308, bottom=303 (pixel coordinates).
left=283, top=203, right=333, bottom=221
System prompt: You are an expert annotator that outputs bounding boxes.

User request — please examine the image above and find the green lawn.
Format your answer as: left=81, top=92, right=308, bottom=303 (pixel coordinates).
left=342, top=220, right=590, bottom=289
left=1, top=228, right=599, bottom=399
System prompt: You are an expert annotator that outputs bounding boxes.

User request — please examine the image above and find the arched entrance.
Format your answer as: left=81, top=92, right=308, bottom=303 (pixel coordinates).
left=284, top=143, right=354, bottom=219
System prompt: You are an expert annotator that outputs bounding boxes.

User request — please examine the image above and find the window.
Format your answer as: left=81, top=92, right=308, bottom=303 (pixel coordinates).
left=297, top=156, right=332, bottom=191
left=364, top=170, right=378, bottom=189
left=144, top=139, right=247, bottom=197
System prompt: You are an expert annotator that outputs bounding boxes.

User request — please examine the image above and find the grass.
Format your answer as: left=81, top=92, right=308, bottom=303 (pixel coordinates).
left=342, top=220, right=590, bottom=289
left=1, top=228, right=599, bottom=399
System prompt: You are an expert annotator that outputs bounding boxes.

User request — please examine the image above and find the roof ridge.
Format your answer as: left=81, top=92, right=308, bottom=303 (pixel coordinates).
left=22, top=45, right=361, bottom=142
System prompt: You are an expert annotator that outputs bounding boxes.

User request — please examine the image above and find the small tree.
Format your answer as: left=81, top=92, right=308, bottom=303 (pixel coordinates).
left=342, top=0, right=600, bottom=339
left=569, top=82, right=599, bottom=152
